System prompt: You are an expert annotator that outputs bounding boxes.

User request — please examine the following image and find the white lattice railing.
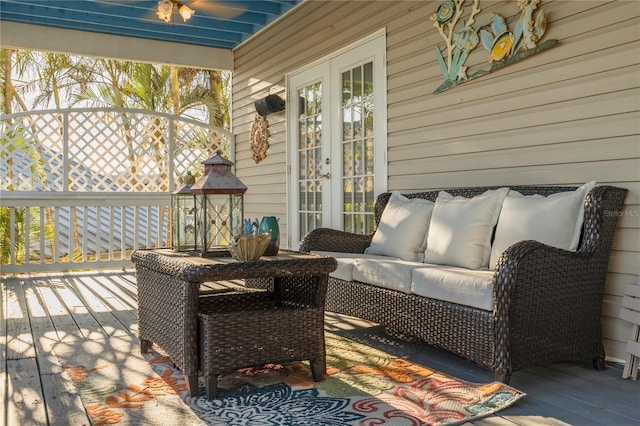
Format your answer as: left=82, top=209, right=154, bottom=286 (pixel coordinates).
left=0, top=108, right=233, bottom=273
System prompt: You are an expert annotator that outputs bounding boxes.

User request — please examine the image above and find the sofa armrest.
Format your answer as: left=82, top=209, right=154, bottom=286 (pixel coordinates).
left=492, top=240, right=604, bottom=377
left=299, top=228, right=373, bottom=254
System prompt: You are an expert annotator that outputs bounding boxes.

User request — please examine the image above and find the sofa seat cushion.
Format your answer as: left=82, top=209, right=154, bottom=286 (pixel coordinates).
left=411, top=265, right=495, bottom=311
left=310, top=251, right=402, bottom=282
left=352, top=257, right=426, bottom=293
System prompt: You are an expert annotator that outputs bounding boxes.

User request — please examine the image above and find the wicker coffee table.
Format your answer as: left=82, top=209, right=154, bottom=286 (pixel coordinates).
left=130, top=248, right=337, bottom=397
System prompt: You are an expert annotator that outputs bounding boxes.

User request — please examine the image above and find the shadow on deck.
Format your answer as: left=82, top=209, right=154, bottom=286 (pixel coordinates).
left=1, top=270, right=638, bottom=425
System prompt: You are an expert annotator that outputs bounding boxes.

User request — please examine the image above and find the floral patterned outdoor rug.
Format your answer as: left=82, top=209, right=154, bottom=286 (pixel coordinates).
left=54, top=330, right=524, bottom=425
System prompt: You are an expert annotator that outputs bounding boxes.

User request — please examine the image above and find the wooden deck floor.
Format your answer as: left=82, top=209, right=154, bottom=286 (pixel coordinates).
left=1, top=270, right=639, bottom=426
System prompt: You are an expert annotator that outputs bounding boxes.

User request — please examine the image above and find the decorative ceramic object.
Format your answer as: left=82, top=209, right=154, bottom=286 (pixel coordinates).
left=250, top=114, right=269, bottom=164
left=242, top=218, right=260, bottom=236
left=259, top=216, right=280, bottom=256
left=431, top=0, right=557, bottom=94
left=229, top=233, right=270, bottom=261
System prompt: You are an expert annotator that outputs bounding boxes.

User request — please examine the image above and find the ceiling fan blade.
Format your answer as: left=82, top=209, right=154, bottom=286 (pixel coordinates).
left=96, top=1, right=165, bottom=24
left=189, top=0, right=247, bottom=19
left=141, top=7, right=161, bottom=22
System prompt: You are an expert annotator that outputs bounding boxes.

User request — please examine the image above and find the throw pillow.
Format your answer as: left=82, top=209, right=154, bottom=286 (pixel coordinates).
left=489, top=181, right=596, bottom=269
left=424, top=187, right=509, bottom=269
left=366, top=192, right=435, bottom=262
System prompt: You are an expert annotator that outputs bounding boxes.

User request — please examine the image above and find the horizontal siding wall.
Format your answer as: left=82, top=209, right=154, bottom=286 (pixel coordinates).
left=232, top=0, right=415, bottom=248
left=232, top=0, right=640, bottom=361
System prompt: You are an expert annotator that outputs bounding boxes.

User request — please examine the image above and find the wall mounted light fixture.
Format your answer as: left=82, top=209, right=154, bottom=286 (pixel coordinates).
left=254, top=94, right=285, bottom=116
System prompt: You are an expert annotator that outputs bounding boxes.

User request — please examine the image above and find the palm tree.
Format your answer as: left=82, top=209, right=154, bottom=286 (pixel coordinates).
left=1, top=49, right=13, bottom=115
left=75, top=60, right=225, bottom=122
left=0, top=49, right=68, bottom=263
left=1, top=49, right=36, bottom=114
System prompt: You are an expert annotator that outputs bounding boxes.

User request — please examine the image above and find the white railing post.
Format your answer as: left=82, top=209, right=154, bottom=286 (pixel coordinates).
left=63, top=111, right=70, bottom=192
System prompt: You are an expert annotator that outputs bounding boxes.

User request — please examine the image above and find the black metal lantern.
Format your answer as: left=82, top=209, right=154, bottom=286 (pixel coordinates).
left=191, top=151, right=247, bottom=257
left=171, top=171, right=196, bottom=252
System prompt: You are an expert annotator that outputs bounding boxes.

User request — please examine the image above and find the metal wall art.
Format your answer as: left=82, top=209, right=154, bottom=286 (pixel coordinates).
left=250, top=113, right=269, bottom=163
left=432, top=0, right=558, bottom=94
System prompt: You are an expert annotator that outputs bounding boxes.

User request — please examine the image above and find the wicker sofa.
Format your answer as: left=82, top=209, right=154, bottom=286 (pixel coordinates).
left=297, top=184, right=628, bottom=383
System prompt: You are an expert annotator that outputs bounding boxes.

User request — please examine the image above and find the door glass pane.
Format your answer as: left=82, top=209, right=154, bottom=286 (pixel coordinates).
left=364, top=137, right=374, bottom=175
left=298, top=150, right=306, bottom=180
left=342, top=62, right=374, bottom=234
left=298, top=182, right=306, bottom=210
left=342, top=70, right=351, bottom=106
left=343, top=142, right=353, bottom=176
left=298, top=82, right=323, bottom=238
left=353, top=67, right=362, bottom=99
left=364, top=62, right=373, bottom=96
left=342, top=106, right=351, bottom=141
left=343, top=178, right=354, bottom=212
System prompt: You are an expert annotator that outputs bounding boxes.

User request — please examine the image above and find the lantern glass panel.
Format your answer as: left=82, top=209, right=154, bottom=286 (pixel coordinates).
left=194, top=193, right=243, bottom=255
left=171, top=190, right=196, bottom=251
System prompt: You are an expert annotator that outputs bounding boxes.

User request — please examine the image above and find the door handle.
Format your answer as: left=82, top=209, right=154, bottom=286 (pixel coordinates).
left=320, top=172, right=330, bottom=179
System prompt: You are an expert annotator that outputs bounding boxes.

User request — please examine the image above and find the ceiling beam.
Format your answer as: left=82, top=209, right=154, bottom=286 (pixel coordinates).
left=0, top=21, right=233, bottom=70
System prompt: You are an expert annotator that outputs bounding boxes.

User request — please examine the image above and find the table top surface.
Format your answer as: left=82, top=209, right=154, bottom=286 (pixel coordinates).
left=131, top=248, right=337, bottom=282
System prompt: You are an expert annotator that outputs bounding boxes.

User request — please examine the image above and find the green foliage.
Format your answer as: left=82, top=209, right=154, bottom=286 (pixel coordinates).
left=0, top=48, right=230, bottom=129
left=0, top=206, right=25, bottom=265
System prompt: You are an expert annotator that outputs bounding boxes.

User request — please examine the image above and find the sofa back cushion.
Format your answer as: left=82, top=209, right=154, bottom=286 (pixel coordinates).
left=366, top=192, right=434, bottom=262
left=424, top=188, right=509, bottom=269
left=489, top=181, right=596, bottom=269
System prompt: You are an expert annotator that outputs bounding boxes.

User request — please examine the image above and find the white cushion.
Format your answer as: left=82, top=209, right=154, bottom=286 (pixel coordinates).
left=366, top=192, right=435, bottom=262
left=489, top=181, right=596, bottom=269
left=310, top=251, right=401, bottom=282
left=411, top=265, right=495, bottom=311
left=352, top=257, right=426, bottom=293
left=424, top=188, right=509, bottom=269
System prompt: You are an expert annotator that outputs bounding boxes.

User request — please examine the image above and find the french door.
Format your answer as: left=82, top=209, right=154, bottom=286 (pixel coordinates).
left=287, top=31, right=387, bottom=247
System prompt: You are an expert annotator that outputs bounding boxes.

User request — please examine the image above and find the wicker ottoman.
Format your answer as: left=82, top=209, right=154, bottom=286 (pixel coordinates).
left=198, top=285, right=326, bottom=398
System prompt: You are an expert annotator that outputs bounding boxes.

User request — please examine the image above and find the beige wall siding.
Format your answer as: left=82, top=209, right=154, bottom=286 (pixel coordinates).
left=232, top=0, right=640, bottom=361
left=232, top=0, right=413, bottom=246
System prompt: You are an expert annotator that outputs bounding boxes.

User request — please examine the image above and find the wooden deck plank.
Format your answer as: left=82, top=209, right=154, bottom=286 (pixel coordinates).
left=93, top=271, right=138, bottom=311
left=6, top=357, right=47, bottom=425
left=88, top=271, right=138, bottom=309
left=40, top=372, right=90, bottom=426
left=23, top=277, right=63, bottom=376
left=22, top=275, right=91, bottom=425
left=526, top=362, right=640, bottom=418
left=508, top=368, right=638, bottom=426
left=105, top=271, right=140, bottom=336
left=1, top=278, right=8, bottom=426
left=79, top=274, right=138, bottom=333
left=49, top=275, right=107, bottom=341
left=470, top=416, right=566, bottom=426
left=32, top=276, right=86, bottom=343
left=471, top=416, right=521, bottom=425
left=2, top=271, right=640, bottom=426
left=112, top=270, right=138, bottom=292
left=62, top=273, right=130, bottom=338
left=499, top=416, right=571, bottom=426
left=5, top=276, right=35, bottom=359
